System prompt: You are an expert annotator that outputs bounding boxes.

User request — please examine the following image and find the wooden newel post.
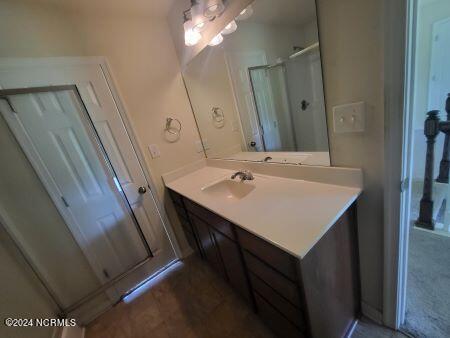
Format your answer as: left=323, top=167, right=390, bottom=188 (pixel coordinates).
left=436, top=94, right=450, bottom=183
left=416, top=110, right=440, bottom=230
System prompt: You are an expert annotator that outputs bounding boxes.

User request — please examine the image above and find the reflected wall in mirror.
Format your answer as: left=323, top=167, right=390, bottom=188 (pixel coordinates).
left=183, top=0, right=330, bottom=166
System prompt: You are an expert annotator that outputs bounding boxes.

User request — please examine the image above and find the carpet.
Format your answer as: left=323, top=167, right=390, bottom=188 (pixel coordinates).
left=403, top=227, right=450, bottom=337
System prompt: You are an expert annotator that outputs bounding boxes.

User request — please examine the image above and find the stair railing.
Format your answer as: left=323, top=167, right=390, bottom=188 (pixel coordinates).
left=416, top=94, right=450, bottom=230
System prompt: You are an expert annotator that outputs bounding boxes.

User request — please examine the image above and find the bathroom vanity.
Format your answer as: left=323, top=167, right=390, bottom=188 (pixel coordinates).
left=164, top=161, right=362, bottom=338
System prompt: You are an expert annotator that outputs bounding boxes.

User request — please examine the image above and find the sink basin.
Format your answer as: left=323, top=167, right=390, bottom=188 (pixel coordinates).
left=201, top=179, right=255, bottom=201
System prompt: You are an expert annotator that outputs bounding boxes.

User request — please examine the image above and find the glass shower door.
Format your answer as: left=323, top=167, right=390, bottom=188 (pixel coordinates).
left=0, top=87, right=152, bottom=321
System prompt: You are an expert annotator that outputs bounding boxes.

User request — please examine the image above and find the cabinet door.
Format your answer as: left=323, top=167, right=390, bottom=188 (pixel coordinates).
left=212, top=229, right=252, bottom=303
left=191, top=214, right=225, bottom=278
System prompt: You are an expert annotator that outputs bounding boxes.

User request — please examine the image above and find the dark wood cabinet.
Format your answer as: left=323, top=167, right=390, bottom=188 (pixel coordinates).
left=168, top=188, right=360, bottom=338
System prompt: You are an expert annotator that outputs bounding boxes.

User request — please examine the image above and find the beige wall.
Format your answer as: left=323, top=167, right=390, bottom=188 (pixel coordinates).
left=0, top=2, right=89, bottom=334
left=0, top=1, right=85, bottom=57
left=184, top=47, right=243, bottom=158
left=0, top=226, right=57, bottom=338
left=413, top=0, right=450, bottom=129
left=317, top=0, right=384, bottom=312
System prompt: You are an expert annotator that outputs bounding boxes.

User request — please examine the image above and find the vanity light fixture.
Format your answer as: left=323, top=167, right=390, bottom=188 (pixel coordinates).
left=236, top=4, right=253, bottom=21
left=183, top=11, right=201, bottom=46
left=221, top=20, right=237, bottom=35
left=208, top=33, right=224, bottom=46
left=190, top=0, right=209, bottom=32
left=203, top=0, right=225, bottom=18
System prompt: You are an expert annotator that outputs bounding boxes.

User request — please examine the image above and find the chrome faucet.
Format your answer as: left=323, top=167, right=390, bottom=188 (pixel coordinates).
left=231, top=170, right=254, bottom=181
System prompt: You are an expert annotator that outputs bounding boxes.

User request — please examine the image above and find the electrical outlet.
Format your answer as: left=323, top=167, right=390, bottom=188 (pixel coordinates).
left=148, top=144, right=161, bottom=159
left=333, top=101, right=365, bottom=133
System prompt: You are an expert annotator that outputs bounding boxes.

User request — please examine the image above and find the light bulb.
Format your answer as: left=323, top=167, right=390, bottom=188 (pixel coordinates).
left=221, top=20, right=237, bottom=35
left=203, top=0, right=225, bottom=18
left=236, top=5, right=253, bottom=21
left=184, top=18, right=201, bottom=46
left=185, top=29, right=201, bottom=46
left=208, top=33, right=223, bottom=46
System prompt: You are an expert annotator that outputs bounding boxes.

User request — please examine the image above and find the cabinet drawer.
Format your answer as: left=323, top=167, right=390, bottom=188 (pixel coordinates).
left=184, top=199, right=235, bottom=240
left=243, top=251, right=301, bottom=308
left=254, top=293, right=305, bottom=338
left=250, top=272, right=304, bottom=329
left=236, top=227, right=298, bottom=281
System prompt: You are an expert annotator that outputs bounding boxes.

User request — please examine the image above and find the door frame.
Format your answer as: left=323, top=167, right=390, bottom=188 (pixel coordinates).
left=0, top=57, right=183, bottom=317
left=383, top=0, right=416, bottom=329
left=0, top=56, right=181, bottom=259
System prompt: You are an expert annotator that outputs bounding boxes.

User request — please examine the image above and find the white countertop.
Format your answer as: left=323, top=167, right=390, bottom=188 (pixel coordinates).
left=165, top=165, right=362, bottom=259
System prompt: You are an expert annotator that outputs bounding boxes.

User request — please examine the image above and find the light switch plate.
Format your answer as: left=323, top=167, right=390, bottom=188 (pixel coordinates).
left=148, top=144, right=161, bottom=159
left=333, top=101, right=365, bottom=133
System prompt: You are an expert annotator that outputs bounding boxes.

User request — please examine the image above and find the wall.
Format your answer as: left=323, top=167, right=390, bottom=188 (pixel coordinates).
left=0, top=226, right=57, bottom=338
left=0, top=2, right=89, bottom=335
left=184, top=47, right=244, bottom=158
left=316, top=0, right=385, bottom=313
left=412, top=0, right=450, bottom=129
left=0, top=0, right=85, bottom=57
left=411, top=0, right=450, bottom=181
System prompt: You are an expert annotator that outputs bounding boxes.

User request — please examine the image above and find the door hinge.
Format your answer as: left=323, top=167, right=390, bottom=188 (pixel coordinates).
left=61, top=196, right=69, bottom=207
left=400, top=177, right=410, bottom=192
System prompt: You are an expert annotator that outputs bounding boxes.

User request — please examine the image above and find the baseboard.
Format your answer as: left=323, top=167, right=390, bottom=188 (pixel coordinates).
left=56, top=325, right=85, bottom=338
left=361, top=301, right=383, bottom=324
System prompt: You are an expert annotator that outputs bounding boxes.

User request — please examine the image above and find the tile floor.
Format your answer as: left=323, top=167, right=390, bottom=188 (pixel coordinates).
left=86, top=255, right=410, bottom=338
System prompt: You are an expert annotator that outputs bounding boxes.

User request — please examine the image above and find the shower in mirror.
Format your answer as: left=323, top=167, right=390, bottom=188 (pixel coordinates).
left=183, top=0, right=330, bottom=166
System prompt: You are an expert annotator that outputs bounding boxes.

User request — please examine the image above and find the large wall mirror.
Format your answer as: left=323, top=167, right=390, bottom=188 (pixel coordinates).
left=183, top=0, right=330, bottom=166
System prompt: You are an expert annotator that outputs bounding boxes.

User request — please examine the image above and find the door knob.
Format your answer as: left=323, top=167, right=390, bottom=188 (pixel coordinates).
left=138, top=186, right=147, bottom=194
left=249, top=141, right=256, bottom=147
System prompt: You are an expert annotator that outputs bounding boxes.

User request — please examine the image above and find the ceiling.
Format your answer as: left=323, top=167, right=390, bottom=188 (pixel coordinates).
left=247, top=0, right=317, bottom=27
left=34, top=0, right=176, bottom=17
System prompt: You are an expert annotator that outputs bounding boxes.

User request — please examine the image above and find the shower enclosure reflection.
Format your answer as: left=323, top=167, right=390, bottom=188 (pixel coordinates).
left=183, top=0, right=330, bottom=165
left=248, top=42, right=328, bottom=152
